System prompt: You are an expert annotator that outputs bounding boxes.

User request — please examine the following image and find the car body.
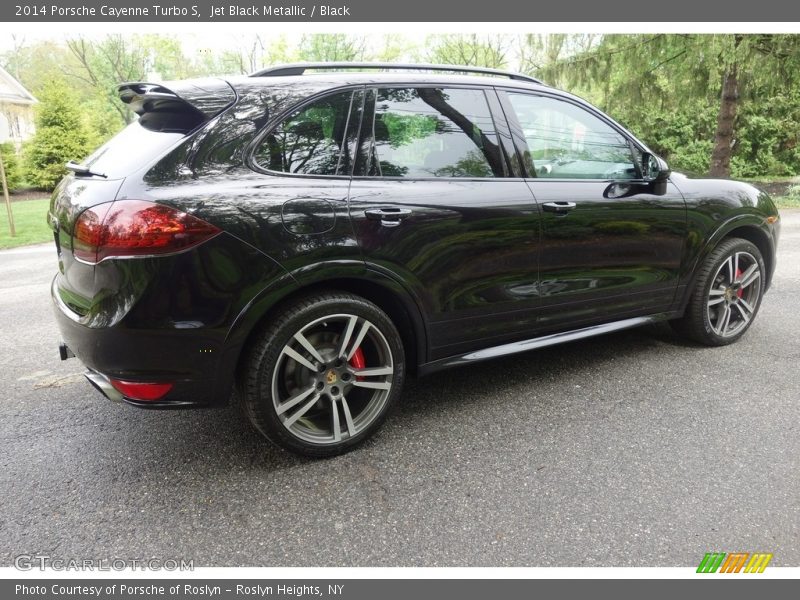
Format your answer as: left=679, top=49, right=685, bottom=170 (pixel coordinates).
left=49, top=62, right=780, bottom=455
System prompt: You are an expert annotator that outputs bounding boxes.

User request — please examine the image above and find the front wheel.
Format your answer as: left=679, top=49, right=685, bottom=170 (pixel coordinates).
left=673, top=237, right=765, bottom=346
left=240, top=292, right=405, bottom=457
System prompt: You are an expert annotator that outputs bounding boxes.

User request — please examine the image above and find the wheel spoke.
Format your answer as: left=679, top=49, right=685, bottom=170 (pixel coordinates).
left=276, top=386, right=316, bottom=416
left=724, top=256, right=735, bottom=285
left=707, top=296, right=725, bottom=307
left=733, top=302, right=751, bottom=325
left=739, top=264, right=761, bottom=289
left=293, top=331, right=325, bottom=364
left=716, top=304, right=732, bottom=335
left=331, top=398, right=341, bottom=442
left=340, top=396, right=357, bottom=437
left=345, top=320, right=372, bottom=361
left=352, top=380, right=392, bottom=390
left=709, top=288, right=726, bottom=296
left=337, top=315, right=358, bottom=359
left=352, top=366, right=393, bottom=377
left=283, top=394, right=320, bottom=428
left=732, top=253, right=740, bottom=283
left=282, top=345, right=317, bottom=372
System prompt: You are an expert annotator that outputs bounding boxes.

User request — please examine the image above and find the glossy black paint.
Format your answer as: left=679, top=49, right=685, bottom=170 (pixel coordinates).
left=49, top=72, right=780, bottom=407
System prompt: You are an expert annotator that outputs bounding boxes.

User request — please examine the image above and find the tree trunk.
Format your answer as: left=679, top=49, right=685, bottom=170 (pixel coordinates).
left=709, top=38, right=742, bottom=178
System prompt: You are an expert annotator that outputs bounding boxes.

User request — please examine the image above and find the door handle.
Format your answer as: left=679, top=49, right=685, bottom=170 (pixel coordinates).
left=542, top=201, right=577, bottom=214
left=364, top=208, right=413, bottom=228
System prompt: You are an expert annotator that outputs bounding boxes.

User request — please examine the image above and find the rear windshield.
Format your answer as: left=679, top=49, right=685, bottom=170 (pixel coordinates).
left=82, top=121, right=185, bottom=178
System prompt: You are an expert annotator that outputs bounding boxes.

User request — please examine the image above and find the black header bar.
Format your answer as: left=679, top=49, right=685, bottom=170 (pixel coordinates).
left=3, top=0, right=800, bottom=22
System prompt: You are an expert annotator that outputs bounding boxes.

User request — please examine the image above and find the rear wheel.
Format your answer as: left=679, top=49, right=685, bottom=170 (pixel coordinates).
left=673, top=237, right=765, bottom=346
left=240, top=292, right=405, bottom=457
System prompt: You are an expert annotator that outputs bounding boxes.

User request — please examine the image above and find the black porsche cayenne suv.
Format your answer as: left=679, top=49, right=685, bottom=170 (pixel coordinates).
left=49, top=62, right=780, bottom=456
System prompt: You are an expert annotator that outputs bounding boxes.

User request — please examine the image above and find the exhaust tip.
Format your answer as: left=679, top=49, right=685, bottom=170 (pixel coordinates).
left=84, top=370, right=124, bottom=403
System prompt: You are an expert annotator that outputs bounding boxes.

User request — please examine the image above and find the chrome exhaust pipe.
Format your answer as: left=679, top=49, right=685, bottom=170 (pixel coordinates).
left=84, top=370, right=124, bottom=403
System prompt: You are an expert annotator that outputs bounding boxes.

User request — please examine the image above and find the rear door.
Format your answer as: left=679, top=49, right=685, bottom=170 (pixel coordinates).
left=348, top=85, right=540, bottom=359
left=499, top=90, right=687, bottom=329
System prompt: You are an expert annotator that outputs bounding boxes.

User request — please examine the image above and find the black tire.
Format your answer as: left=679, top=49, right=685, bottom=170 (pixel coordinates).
left=672, top=237, right=765, bottom=346
left=239, top=291, right=405, bottom=457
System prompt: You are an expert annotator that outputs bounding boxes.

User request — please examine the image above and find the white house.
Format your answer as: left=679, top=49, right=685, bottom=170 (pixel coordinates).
left=0, top=65, right=37, bottom=147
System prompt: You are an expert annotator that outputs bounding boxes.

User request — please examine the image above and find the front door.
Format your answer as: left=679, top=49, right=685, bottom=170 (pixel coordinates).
left=500, top=90, right=687, bottom=330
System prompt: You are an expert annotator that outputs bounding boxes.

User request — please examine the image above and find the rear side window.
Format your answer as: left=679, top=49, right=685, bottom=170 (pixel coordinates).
left=253, top=90, right=355, bottom=175
left=83, top=122, right=184, bottom=179
left=362, top=87, right=503, bottom=178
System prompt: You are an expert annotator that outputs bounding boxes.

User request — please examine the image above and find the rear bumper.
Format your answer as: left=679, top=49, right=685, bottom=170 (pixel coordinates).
left=83, top=369, right=203, bottom=408
left=52, top=276, right=232, bottom=408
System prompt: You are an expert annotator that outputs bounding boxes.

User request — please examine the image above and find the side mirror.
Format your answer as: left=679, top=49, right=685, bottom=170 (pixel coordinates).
left=641, top=152, right=670, bottom=194
left=641, top=152, right=670, bottom=182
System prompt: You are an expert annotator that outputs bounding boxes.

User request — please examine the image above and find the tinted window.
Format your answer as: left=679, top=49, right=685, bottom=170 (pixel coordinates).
left=507, top=94, right=637, bottom=180
left=82, top=121, right=184, bottom=179
left=254, top=91, right=354, bottom=175
left=363, top=88, right=503, bottom=178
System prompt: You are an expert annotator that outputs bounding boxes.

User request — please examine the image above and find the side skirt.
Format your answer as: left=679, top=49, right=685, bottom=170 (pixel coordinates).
left=417, top=314, right=675, bottom=376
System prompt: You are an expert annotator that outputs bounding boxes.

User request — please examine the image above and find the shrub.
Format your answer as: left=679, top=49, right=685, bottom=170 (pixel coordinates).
left=0, top=142, right=23, bottom=192
left=24, top=79, right=90, bottom=191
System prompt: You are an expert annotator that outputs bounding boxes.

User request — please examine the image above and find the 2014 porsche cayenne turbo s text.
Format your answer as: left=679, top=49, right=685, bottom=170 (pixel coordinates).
left=49, top=62, right=780, bottom=456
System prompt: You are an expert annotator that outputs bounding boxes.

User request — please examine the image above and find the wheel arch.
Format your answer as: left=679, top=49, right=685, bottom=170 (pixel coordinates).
left=224, top=269, right=428, bottom=394
left=679, top=218, right=775, bottom=313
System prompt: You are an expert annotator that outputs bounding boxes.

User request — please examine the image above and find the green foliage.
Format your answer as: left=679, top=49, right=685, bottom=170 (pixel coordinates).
left=534, top=34, right=800, bottom=177
left=776, top=184, right=800, bottom=208
left=0, top=143, right=23, bottom=192
left=382, top=113, right=437, bottom=148
left=426, top=34, right=509, bottom=68
left=24, top=79, right=91, bottom=190
left=296, top=34, right=366, bottom=62
left=5, top=33, right=800, bottom=183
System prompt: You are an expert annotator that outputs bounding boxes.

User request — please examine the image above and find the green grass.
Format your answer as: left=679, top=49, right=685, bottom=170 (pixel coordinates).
left=774, top=183, right=800, bottom=209
left=775, top=197, right=800, bottom=209
left=0, top=198, right=52, bottom=249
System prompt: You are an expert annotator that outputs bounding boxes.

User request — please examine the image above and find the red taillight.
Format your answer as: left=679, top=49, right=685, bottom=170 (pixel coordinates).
left=109, top=379, right=173, bottom=401
left=73, top=200, right=221, bottom=263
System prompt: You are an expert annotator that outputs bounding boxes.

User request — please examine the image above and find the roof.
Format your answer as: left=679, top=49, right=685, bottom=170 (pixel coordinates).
left=0, top=65, right=37, bottom=106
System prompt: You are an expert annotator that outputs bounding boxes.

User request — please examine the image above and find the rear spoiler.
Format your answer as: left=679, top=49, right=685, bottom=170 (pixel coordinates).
left=117, top=78, right=237, bottom=132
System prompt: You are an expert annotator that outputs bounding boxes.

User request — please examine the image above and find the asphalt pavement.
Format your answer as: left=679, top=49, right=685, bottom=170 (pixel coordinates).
left=1, top=211, right=798, bottom=567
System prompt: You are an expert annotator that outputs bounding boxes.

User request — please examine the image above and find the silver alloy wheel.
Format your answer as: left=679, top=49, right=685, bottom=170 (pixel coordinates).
left=271, top=313, right=394, bottom=445
left=706, top=250, right=762, bottom=338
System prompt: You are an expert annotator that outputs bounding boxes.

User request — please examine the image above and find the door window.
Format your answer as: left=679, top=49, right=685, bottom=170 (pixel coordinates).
left=362, top=87, right=504, bottom=178
left=507, top=94, right=637, bottom=180
left=254, top=90, right=355, bottom=176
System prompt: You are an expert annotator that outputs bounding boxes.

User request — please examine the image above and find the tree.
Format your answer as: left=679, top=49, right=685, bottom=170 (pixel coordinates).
left=66, top=35, right=147, bottom=125
left=296, top=34, right=367, bottom=62
left=0, top=143, right=23, bottom=192
left=537, top=34, right=800, bottom=178
left=426, top=34, right=510, bottom=68
left=24, top=79, right=91, bottom=190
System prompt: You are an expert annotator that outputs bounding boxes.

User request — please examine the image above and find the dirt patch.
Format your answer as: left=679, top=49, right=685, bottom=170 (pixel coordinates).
left=755, top=181, right=798, bottom=197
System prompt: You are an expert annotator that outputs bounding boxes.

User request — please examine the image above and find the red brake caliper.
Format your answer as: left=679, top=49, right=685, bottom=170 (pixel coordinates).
left=735, top=268, right=744, bottom=298
left=349, top=346, right=365, bottom=381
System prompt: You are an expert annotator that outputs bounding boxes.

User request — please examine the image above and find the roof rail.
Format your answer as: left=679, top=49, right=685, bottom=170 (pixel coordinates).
left=250, top=62, right=544, bottom=85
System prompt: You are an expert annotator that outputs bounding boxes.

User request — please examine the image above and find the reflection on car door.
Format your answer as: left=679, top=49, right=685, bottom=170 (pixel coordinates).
left=500, top=90, right=687, bottom=330
left=348, top=86, right=541, bottom=359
